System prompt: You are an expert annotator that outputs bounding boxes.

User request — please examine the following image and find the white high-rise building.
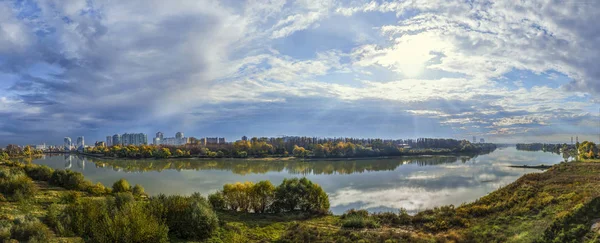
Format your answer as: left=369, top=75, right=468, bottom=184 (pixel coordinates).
left=106, top=136, right=112, bottom=147
left=76, top=136, right=85, bottom=151
left=112, top=134, right=121, bottom=146
left=64, top=137, right=72, bottom=151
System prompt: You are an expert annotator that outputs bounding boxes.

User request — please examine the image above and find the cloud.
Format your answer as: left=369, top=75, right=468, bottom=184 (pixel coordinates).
left=0, top=0, right=598, bottom=145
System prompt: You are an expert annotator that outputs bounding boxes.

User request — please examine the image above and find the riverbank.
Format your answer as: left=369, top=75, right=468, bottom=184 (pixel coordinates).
left=48, top=151, right=482, bottom=162
left=209, top=161, right=600, bottom=242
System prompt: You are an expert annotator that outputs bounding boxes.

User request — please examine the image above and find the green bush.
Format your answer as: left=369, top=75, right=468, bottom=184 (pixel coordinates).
left=208, top=192, right=226, bottom=210
left=132, top=184, right=145, bottom=196
left=114, top=192, right=135, bottom=208
left=340, top=209, right=380, bottom=229
left=23, top=165, right=54, bottom=181
left=50, top=198, right=168, bottom=242
left=10, top=217, right=52, bottom=242
left=0, top=169, right=37, bottom=201
left=341, top=214, right=380, bottom=229
left=372, top=209, right=412, bottom=226
left=49, top=170, right=89, bottom=191
left=148, top=194, right=219, bottom=240
left=0, top=220, right=11, bottom=241
left=112, top=178, right=131, bottom=193
left=272, top=178, right=329, bottom=214
left=341, top=209, right=369, bottom=219
left=86, top=182, right=109, bottom=196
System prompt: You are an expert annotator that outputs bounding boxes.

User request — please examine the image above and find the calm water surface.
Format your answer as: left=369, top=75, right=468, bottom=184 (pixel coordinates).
left=31, top=147, right=563, bottom=214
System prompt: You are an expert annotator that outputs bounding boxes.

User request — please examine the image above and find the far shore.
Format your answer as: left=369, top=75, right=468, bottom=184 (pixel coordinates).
left=42, top=151, right=486, bottom=162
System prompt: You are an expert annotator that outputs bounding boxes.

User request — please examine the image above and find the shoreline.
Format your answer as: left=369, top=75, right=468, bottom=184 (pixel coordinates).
left=44, top=151, right=489, bottom=162
left=508, top=164, right=553, bottom=169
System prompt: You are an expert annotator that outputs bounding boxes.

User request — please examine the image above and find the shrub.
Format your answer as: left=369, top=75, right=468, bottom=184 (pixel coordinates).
left=0, top=169, right=37, bottom=201
left=208, top=192, right=226, bottom=210
left=148, top=194, right=219, bottom=240
left=341, top=214, right=380, bottom=229
left=23, top=165, right=54, bottom=181
left=51, top=198, right=168, bottom=242
left=112, top=178, right=131, bottom=193
left=341, top=209, right=369, bottom=219
left=0, top=220, right=11, bottom=241
left=10, top=217, right=52, bottom=242
left=87, top=182, right=109, bottom=196
left=49, top=170, right=89, bottom=191
left=114, top=192, right=135, bottom=208
left=372, top=209, right=411, bottom=226
left=132, top=184, right=145, bottom=197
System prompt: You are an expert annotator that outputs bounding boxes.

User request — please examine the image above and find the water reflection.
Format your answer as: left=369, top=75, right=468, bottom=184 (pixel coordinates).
left=32, top=147, right=564, bottom=214
left=86, top=155, right=473, bottom=175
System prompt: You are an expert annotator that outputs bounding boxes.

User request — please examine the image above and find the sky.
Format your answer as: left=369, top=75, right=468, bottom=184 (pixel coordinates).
left=0, top=0, right=599, bottom=146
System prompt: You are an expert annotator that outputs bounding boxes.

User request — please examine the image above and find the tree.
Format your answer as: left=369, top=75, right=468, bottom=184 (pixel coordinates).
left=578, top=141, right=598, bottom=160
left=22, top=146, right=32, bottom=156
left=175, top=149, right=185, bottom=157
left=112, top=178, right=131, bottom=193
left=293, top=145, right=309, bottom=158
left=272, top=178, right=329, bottom=214
left=148, top=195, right=218, bottom=240
left=251, top=181, right=275, bottom=213
left=132, top=184, right=145, bottom=196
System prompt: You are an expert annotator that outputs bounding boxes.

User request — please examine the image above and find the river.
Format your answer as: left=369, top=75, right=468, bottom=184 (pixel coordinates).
left=30, top=146, right=564, bottom=214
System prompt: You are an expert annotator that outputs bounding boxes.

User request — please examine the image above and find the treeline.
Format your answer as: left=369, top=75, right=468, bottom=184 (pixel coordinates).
left=515, top=143, right=572, bottom=153
left=0, top=159, right=330, bottom=242
left=0, top=145, right=43, bottom=160
left=87, top=138, right=496, bottom=159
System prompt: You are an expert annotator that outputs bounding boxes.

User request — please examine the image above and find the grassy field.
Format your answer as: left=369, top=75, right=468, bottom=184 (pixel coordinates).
left=2, top=160, right=600, bottom=242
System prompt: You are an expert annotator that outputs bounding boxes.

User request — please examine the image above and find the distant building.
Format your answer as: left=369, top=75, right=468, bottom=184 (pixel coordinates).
left=480, top=138, right=485, bottom=143
left=218, top=137, right=226, bottom=144
left=112, top=134, right=121, bottom=146
left=35, top=144, right=46, bottom=150
left=76, top=136, right=85, bottom=151
left=242, top=136, right=248, bottom=141
left=472, top=136, right=476, bottom=143
left=206, top=137, right=218, bottom=144
left=121, top=133, right=148, bottom=146
left=64, top=137, right=72, bottom=151
left=95, top=141, right=106, bottom=147
left=154, top=132, right=188, bottom=146
left=106, top=136, right=112, bottom=147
